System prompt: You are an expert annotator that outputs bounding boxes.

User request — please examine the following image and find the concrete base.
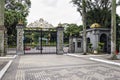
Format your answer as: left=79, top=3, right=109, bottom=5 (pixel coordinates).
left=0, top=26, right=5, bottom=56
left=57, top=51, right=64, bottom=55
left=93, top=50, right=98, bottom=54
left=17, top=51, right=24, bottom=55
left=117, top=54, right=120, bottom=59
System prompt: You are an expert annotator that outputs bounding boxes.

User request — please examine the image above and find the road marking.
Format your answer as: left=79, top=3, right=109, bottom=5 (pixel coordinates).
left=89, top=58, right=120, bottom=66
left=0, top=55, right=17, bottom=59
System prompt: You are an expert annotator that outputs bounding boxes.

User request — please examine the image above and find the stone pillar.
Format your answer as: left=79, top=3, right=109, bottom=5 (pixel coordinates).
left=92, top=30, right=99, bottom=53
left=0, top=27, right=5, bottom=56
left=16, top=23, right=24, bottom=55
left=57, top=26, right=64, bottom=54
left=0, top=0, right=4, bottom=25
left=4, top=29, right=8, bottom=55
left=68, top=36, right=74, bottom=53
left=0, top=0, right=5, bottom=56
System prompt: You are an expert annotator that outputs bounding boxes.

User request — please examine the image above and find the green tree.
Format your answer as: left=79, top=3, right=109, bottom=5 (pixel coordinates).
left=82, top=0, right=87, bottom=55
left=71, top=0, right=120, bottom=55
left=71, top=0, right=87, bottom=54
left=71, top=0, right=120, bottom=27
left=4, top=0, right=31, bottom=46
left=62, top=23, right=83, bottom=45
left=64, top=24, right=82, bottom=37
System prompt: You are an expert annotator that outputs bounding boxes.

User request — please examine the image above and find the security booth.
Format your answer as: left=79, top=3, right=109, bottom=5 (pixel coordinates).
left=68, top=37, right=83, bottom=53
left=80, top=23, right=111, bottom=53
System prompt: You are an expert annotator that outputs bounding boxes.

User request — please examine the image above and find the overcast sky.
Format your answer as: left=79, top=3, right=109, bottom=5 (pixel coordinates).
left=27, top=0, right=82, bottom=26
left=27, top=0, right=120, bottom=27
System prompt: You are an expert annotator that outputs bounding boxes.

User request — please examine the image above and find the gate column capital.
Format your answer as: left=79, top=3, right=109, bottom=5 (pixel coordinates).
left=57, top=26, right=64, bottom=31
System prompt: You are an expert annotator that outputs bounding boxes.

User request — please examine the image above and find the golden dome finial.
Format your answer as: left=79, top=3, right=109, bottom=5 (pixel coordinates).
left=58, top=22, right=62, bottom=27
left=18, top=19, right=23, bottom=24
left=90, top=23, right=101, bottom=28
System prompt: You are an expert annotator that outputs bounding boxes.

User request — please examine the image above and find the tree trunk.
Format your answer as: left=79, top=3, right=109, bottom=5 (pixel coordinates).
left=0, top=0, right=5, bottom=56
left=0, top=0, right=4, bottom=25
left=82, top=0, right=87, bottom=55
left=111, top=0, right=117, bottom=59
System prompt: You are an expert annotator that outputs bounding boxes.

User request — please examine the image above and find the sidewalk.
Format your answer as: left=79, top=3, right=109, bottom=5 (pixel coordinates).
left=66, top=53, right=120, bottom=66
left=0, top=61, right=8, bottom=71
left=0, top=55, right=16, bottom=79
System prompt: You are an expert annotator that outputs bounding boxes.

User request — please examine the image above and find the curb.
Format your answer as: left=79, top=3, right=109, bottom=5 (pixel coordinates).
left=0, top=60, right=13, bottom=79
left=64, top=54, right=81, bottom=57
left=65, top=54, right=105, bottom=57
left=66, top=54, right=120, bottom=66
left=0, top=55, right=17, bottom=59
left=89, top=58, right=120, bottom=66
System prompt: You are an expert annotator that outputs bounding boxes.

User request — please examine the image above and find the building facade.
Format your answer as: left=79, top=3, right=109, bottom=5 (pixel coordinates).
left=68, top=23, right=111, bottom=53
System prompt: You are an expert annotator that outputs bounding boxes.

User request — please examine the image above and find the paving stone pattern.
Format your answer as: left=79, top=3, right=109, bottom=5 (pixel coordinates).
left=0, top=61, right=8, bottom=70
left=2, top=55, right=120, bottom=80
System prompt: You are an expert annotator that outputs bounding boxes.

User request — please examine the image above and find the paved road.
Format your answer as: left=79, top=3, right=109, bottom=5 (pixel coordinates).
left=7, top=47, right=68, bottom=54
left=2, top=54, right=120, bottom=80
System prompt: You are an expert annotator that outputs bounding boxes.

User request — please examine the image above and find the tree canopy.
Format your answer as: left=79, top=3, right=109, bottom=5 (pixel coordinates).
left=4, top=0, right=31, bottom=46
left=5, top=0, right=31, bottom=27
left=63, top=23, right=83, bottom=38
left=71, top=0, right=120, bottom=27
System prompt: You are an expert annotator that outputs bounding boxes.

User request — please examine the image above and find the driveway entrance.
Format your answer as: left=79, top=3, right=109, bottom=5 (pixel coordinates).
left=2, top=55, right=120, bottom=80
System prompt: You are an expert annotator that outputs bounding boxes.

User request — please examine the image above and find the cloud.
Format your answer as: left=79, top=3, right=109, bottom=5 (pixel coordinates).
left=41, top=0, right=58, bottom=7
left=27, top=0, right=82, bottom=26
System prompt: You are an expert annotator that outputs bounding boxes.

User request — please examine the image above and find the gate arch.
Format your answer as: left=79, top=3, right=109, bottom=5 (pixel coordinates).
left=100, top=33, right=107, bottom=52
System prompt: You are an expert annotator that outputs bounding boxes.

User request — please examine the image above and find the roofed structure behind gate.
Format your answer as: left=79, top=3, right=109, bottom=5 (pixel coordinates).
left=68, top=23, right=111, bottom=53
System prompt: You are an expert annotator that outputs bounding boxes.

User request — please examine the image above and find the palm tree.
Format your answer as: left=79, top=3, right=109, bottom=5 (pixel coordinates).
left=82, top=0, right=87, bottom=55
left=111, top=0, right=117, bottom=59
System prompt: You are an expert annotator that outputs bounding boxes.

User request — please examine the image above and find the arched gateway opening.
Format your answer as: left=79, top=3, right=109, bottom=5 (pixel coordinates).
left=100, top=34, right=107, bottom=52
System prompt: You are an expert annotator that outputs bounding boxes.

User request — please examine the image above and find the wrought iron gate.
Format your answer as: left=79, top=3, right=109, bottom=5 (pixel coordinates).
left=24, top=28, right=57, bottom=54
